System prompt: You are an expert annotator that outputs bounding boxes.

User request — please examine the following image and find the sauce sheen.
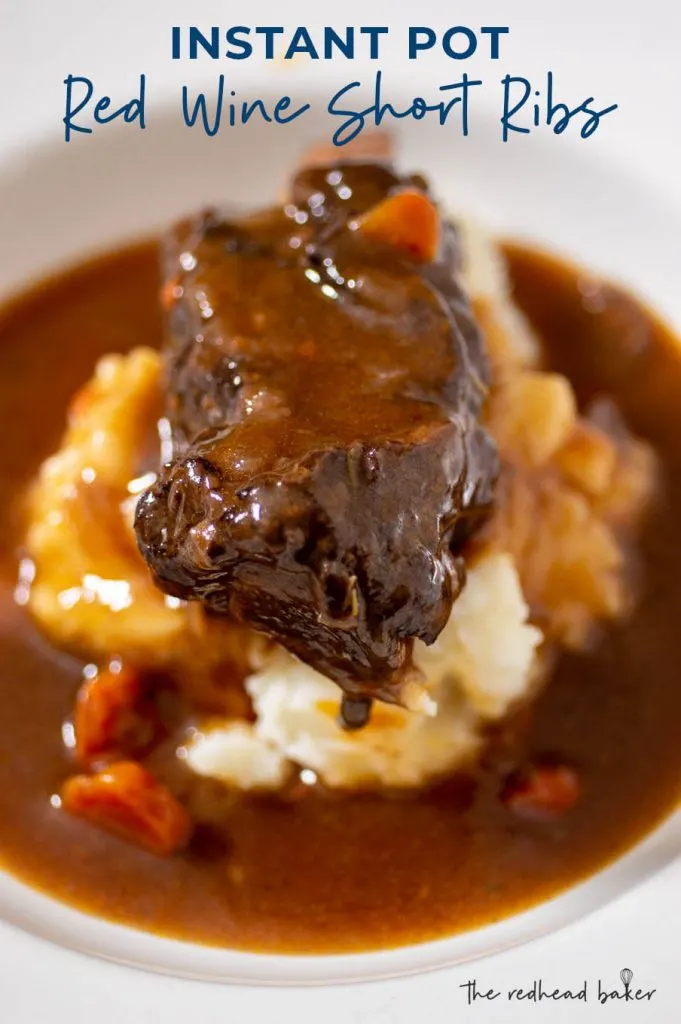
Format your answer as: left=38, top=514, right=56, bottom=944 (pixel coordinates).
left=0, top=240, right=680, bottom=953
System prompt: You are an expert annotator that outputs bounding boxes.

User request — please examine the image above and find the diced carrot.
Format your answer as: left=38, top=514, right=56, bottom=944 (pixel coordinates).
left=61, top=761, right=193, bottom=855
left=67, top=379, right=96, bottom=420
left=298, top=339, right=317, bottom=359
left=298, top=131, right=393, bottom=169
left=160, top=278, right=181, bottom=310
left=503, top=764, right=580, bottom=819
left=74, top=664, right=159, bottom=765
left=356, top=190, right=440, bottom=262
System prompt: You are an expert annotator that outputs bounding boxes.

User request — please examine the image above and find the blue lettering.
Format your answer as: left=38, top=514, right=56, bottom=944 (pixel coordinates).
left=285, top=26, right=319, bottom=60
left=409, top=27, right=436, bottom=59
left=328, top=71, right=480, bottom=146
left=360, top=26, right=388, bottom=59
left=545, top=72, right=572, bottom=133
left=273, top=96, right=311, bottom=123
left=225, top=26, right=252, bottom=60
left=182, top=76, right=224, bottom=136
left=188, top=26, right=219, bottom=59
left=255, top=26, right=284, bottom=60
left=480, top=26, right=509, bottom=59
left=500, top=72, right=618, bottom=141
left=63, top=75, right=145, bottom=142
left=443, top=26, right=477, bottom=60
left=241, top=98, right=272, bottom=124
left=324, top=27, right=354, bottom=59
left=581, top=101, right=618, bottom=138
left=501, top=75, right=532, bottom=140
left=63, top=75, right=94, bottom=141
left=439, top=78, right=478, bottom=132
left=328, top=80, right=365, bottom=144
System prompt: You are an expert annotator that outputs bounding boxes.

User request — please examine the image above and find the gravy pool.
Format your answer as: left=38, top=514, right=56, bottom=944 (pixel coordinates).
left=0, top=240, right=680, bottom=953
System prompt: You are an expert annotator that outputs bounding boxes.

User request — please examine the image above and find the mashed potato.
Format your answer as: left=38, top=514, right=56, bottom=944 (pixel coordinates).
left=456, top=214, right=540, bottom=373
left=22, top=348, right=176, bottom=658
left=22, top=347, right=255, bottom=692
left=186, top=552, right=542, bottom=789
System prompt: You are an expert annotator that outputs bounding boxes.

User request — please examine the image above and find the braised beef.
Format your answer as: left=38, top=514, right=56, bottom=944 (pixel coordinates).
left=134, top=162, right=498, bottom=703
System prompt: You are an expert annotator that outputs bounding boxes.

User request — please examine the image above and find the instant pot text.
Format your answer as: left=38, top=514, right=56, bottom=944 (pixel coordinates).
left=61, top=23, right=618, bottom=145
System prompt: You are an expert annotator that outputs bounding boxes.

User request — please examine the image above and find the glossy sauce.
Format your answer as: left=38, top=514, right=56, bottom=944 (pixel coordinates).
left=137, top=164, right=497, bottom=700
left=0, top=241, right=680, bottom=953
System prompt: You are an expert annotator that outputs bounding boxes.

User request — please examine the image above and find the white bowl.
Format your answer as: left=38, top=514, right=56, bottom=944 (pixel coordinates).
left=1, top=86, right=680, bottom=985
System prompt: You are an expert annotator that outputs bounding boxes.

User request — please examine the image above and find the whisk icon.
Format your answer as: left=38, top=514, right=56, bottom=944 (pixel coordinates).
left=620, top=968, right=634, bottom=997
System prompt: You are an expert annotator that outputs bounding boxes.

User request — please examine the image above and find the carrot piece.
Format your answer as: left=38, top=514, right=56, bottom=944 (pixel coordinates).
left=356, top=190, right=440, bottom=262
left=61, top=762, right=192, bottom=855
left=160, top=277, right=181, bottom=310
left=298, top=131, right=393, bottom=169
left=74, top=664, right=158, bottom=765
left=503, top=764, right=580, bottom=819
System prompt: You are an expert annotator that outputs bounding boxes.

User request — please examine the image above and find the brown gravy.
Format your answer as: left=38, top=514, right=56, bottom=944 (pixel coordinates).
left=0, top=240, right=680, bottom=954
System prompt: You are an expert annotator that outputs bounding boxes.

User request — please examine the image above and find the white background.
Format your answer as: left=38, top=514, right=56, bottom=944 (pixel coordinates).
left=1, top=1, right=681, bottom=1020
